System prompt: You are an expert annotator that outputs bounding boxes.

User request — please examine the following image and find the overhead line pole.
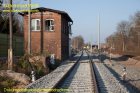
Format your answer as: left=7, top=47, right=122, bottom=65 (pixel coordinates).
left=8, top=0, right=13, bottom=70
left=138, top=32, right=140, bottom=48
left=28, top=0, right=31, bottom=54
left=98, top=14, right=101, bottom=62
left=98, top=14, right=100, bottom=50
left=90, top=35, right=92, bottom=53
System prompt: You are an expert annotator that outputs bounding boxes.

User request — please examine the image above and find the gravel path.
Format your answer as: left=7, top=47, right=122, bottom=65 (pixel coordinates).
left=94, top=62, right=130, bottom=93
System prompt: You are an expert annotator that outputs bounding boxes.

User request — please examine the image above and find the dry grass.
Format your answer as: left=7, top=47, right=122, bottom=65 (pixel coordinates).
left=0, top=76, right=17, bottom=93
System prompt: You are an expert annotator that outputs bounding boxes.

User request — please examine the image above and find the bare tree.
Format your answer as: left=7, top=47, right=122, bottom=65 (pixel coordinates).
left=106, top=11, right=140, bottom=54
left=129, top=11, right=140, bottom=49
left=0, top=0, right=23, bottom=34
left=117, top=21, right=130, bottom=51
left=72, top=35, right=84, bottom=50
left=131, top=11, right=140, bottom=26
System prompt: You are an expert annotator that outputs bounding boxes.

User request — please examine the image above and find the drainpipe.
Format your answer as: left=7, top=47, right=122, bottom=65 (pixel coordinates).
left=69, top=22, right=73, bottom=57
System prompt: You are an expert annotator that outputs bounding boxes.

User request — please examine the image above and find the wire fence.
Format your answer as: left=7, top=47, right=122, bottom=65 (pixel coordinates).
left=0, top=34, right=24, bottom=57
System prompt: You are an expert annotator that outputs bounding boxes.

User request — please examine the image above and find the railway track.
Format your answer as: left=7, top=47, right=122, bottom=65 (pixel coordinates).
left=23, top=51, right=99, bottom=93
left=50, top=51, right=99, bottom=93
left=22, top=51, right=131, bottom=93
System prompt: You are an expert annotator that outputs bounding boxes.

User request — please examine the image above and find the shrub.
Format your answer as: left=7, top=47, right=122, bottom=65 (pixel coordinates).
left=0, top=76, right=17, bottom=93
left=15, top=52, right=50, bottom=79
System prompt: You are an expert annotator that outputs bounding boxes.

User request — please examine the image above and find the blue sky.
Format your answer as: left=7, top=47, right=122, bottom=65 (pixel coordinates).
left=30, top=0, right=140, bottom=44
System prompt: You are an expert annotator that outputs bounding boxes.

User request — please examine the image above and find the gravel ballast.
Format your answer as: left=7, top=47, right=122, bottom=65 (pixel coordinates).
left=94, top=62, right=130, bottom=93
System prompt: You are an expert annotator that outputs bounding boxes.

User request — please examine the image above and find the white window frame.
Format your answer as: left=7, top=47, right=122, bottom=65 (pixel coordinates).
left=31, top=19, right=40, bottom=31
left=45, top=19, right=54, bottom=31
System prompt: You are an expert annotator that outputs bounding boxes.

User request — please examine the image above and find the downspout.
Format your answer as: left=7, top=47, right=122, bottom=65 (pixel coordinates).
left=69, top=21, right=73, bottom=57
left=40, top=11, right=44, bottom=54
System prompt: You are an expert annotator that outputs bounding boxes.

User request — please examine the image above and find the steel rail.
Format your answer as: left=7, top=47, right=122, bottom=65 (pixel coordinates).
left=49, top=51, right=83, bottom=93
left=87, top=51, right=99, bottom=93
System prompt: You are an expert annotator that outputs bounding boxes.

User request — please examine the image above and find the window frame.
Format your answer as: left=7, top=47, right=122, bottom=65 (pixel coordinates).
left=45, top=19, right=55, bottom=32
left=31, top=19, right=41, bottom=31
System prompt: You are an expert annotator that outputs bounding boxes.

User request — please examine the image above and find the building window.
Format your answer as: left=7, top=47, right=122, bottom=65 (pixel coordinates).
left=45, top=19, right=54, bottom=31
left=31, top=19, right=40, bottom=31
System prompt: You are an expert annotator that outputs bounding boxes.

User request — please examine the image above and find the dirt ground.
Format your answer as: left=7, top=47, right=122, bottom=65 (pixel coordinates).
left=109, top=53, right=140, bottom=67
left=132, top=56, right=140, bottom=61
left=118, top=58, right=140, bottom=67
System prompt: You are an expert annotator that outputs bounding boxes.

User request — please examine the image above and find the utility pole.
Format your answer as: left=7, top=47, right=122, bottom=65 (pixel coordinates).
left=98, top=14, right=100, bottom=50
left=90, top=35, right=92, bottom=53
left=74, top=38, right=75, bottom=49
left=138, top=32, right=140, bottom=48
left=98, top=14, right=101, bottom=62
left=121, top=31, right=125, bottom=52
left=28, top=0, right=31, bottom=54
left=8, top=0, right=13, bottom=70
left=90, top=42, right=92, bottom=53
left=76, top=39, right=78, bottom=50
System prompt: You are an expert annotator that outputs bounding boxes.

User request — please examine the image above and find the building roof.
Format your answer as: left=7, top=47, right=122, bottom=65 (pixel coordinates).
left=19, top=7, right=73, bottom=22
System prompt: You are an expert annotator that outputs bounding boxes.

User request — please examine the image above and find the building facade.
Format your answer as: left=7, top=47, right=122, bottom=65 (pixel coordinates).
left=21, top=7, right=73, bottom=60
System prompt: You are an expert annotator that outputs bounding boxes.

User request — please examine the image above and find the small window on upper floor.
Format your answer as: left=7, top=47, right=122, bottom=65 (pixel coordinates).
left=45, top=19, right=54, bottom=31
left=31, top=19, right=40, bottom=31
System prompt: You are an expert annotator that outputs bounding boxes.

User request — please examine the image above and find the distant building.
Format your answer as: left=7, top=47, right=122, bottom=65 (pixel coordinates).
left=20, top=7, right=73, bottom=60
left=92, top=45, right=98, bottom=49
left=100, top=43, right=108, bottom=49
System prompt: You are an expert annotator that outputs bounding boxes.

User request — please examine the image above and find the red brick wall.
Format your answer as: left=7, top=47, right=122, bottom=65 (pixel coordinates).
left=24, top=11, right=70, bottom=60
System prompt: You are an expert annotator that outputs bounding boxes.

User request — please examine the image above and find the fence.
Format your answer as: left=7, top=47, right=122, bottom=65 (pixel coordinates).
left=0, top=34, right=24, bottom=57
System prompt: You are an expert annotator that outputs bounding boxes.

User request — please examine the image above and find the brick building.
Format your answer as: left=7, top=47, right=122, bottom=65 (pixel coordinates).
left=20, top=7, right=73, bottom=60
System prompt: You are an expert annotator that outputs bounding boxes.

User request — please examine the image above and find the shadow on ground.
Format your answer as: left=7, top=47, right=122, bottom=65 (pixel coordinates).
left=93, top=53, right=132, bottom=62
left=105, top=64, right=140, bottom=93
